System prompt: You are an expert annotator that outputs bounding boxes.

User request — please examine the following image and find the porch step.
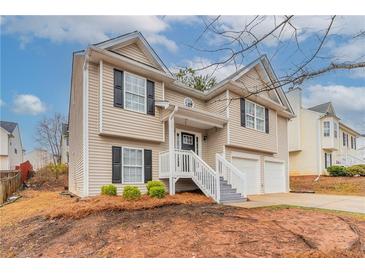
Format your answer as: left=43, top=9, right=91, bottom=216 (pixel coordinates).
left=219, top=178, right=245, bottom=203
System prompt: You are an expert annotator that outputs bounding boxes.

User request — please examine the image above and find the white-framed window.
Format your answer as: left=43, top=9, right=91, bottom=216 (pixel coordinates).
left=325, top=152, right=332, bottom=169
left=184, top=97, right=194, bottom=108
left=124, top=72, right=146, bottom=113
left=323, top=121, right=330, bottom=137
left=334, top=122, right=338, bottom=138
left=122, top=147, right=143, bottom=183
left=245, top=100, right=265, bottom=132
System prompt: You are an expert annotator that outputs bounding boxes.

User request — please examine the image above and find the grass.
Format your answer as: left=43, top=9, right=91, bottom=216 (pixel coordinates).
left=290, top=175, right=365, bottom=196
left=265, top=204, right=365, bottom=221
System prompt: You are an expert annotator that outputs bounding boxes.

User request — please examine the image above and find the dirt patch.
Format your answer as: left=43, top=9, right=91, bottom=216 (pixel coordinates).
left=1, top=189, right=364, bottom=258
left=290, top=176, right=365, bottom=196
left=48, top=192, right=213, bottom=219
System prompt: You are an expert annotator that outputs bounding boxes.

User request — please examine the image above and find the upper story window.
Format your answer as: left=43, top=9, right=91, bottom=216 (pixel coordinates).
left=14, top=148, right=17, bottom=154
left=245, top=100, right=265, bottom=132
left=323, top=121, right=330, bottom=137
left=334, top=122, right=338, bottom=138
left=184, top=97, right=194, bottom=108
left=125, top=73, right=146, bottom=113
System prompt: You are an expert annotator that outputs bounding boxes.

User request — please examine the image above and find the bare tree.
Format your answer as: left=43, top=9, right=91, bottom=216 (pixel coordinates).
left=186, top=15, right=365, bottom=101
left=35, top=113, right=66, bottom=164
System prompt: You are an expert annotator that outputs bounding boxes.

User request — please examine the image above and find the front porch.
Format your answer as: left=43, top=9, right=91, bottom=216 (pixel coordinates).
left=158, top=105, right=247, bottom=203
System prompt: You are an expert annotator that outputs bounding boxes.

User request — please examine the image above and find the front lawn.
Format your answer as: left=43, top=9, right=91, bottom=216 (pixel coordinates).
left=290, top=176, right=365, bottom=196
left=1, top=187, right=364, bottom=258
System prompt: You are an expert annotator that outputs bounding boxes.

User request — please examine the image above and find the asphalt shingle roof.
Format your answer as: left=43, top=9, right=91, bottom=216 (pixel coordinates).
left=0, top=121, right=18, bottom=134
left=308, top=102, right=334, bottom=114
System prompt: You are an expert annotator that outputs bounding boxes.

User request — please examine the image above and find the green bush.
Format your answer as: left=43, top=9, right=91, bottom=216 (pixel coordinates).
left=149, top=186, right=166, bottom=199
left=146, top=180, right=165, bottom=194
left=326, top=165, right=349, bottom=177
left=122, top=186, right=141, bottom=200
left=347, top=165, right=365, bottom=176
left=101, top=184, right=117, bottom=196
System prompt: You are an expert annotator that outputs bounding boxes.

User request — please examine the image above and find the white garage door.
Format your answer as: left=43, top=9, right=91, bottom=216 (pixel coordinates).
left=264, top=160, right=286, bottom=193
left=232, top=157, right=261, bottom=195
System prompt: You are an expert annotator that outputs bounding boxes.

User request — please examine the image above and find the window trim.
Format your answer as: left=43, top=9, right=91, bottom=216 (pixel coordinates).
left=323, top=121, right=330, bottom=137
left=334, top=121, right=338, bottom=138
left=123, top=71, right=147, bottom=114
left=122, top=146, right=144, bottom=184
left=184, top=97, right=194, bottom=108
left=245, top=99, right=266, bottom=132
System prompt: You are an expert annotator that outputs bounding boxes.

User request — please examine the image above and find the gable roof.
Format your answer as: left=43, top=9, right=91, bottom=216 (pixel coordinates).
left=0, top=121, right=18, bottom=134
left=308, top=102, right=336, bottom=116
left=93, top=31, right=172, bottom=76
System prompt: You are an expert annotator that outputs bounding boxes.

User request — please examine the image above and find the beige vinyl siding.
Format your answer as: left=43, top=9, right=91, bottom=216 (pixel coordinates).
left=87, top=62, right=165, bottom=196
left=113, top=43, right=158, bottom=68
left=228, top=90, right=277, bottom=153
left=289, top=109, right=320, bottom=176
left=68, top=54, right=84, bottom=196
left=101, top=62, right=164, bottom=142
left=236, top=65, right=280, bottom=103
left=165, top=89, right=206, bottom=111
left=205, top=126, right=227, bottom=168
left=225, top=115, right=288, bottom=187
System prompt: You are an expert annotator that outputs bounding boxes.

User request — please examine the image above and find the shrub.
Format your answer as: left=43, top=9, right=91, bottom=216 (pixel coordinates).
left=149, top=186, right=166, bottom=199
left=123, top=186, right=141, bottom=200
left=146, top=180, right=165, bottom=194
left=326, top=165, right=349, bottom=177
left=101, top=184, right=117, bottom=196
left=347, top=165, right=365, bottom=176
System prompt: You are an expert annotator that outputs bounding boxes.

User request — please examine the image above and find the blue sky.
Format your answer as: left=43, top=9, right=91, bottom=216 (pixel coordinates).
left=1, top=16, right=364, bottom=151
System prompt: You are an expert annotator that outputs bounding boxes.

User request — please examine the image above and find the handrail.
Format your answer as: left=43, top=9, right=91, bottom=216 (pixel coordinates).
left=216, top=153, right=246, bottom=198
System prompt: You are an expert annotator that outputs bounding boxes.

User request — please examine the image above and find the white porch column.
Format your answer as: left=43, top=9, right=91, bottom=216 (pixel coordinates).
left=168, top=114, right=175, bottom=195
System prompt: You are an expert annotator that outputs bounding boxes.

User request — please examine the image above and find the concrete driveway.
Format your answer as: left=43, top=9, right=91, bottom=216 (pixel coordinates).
left=230, top=193, right=365, bottom=214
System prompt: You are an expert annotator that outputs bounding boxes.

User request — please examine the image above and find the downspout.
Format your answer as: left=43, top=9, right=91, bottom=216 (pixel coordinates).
left=315, top=118, right=322, bottom=181
left=168, top=106, right=178, bottom=194
left=82, top=48, right=90, bottom=197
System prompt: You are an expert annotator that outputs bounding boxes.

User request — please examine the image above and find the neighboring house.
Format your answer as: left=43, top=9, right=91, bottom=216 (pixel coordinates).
left=68, top=31, right=295, bottom=202
left=0, top=121, right=24, bottom=170
left=24, top=149, right=54, bottom=170
left=357, top=134, right=365, bottom=161
left=60, top=123, right=69, bottom=164
left=287, top=88, right=363, bottom=176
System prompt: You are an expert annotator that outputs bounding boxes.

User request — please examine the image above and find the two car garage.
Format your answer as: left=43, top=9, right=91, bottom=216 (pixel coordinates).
left=231, top=152, right=287, bottom=195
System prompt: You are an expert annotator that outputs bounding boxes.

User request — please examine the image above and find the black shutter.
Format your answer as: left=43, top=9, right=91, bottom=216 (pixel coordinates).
left=240, top=98, right=246, bottom=127
left=265, top=107, right=269, bottom=134
left=146, top=80, right=155, bottom=115
left=112, top=146, right=121, bottom=183
left=144, top=149, right=152, bottom=183
left=114, top=69, right=123, bottom=108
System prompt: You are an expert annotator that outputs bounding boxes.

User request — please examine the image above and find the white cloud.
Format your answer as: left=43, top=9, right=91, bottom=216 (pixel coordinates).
left=13, top=94, right=46, bottom=115
left=0, top=98, right=4, bottom=107
left=331, top=39, right=365, bottom=63
left=203, top=16, right=365, bottom=49
left=303, top=84, right=365, bottom=133
left=2, top=16, right=178, bottom=52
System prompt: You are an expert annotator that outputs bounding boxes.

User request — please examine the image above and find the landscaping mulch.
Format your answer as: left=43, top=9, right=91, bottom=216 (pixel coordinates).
left=1, top=189, right=365, bottom=258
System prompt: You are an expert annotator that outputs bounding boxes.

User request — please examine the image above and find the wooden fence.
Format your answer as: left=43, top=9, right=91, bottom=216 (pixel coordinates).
left=0, top=170, right=22, bottom=204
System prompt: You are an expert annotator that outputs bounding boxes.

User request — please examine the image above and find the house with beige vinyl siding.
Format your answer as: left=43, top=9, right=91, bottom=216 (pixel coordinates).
left=68, top=31, right=295, bottom=203
left=287, top=88, right=363, bottom=176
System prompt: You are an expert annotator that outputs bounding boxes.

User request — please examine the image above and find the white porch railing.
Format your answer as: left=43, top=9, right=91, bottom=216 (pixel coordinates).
left=159, top=149, right=247, bottom=203
left=335, top=154, right=365, bottom=166
left=216, top=153, right=247, bottom=198
left=159, top=151, right=170, bottom=178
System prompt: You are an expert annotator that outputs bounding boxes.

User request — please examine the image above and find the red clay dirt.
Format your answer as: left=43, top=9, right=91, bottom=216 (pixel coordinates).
left=1, top=189, right=365, bottom=258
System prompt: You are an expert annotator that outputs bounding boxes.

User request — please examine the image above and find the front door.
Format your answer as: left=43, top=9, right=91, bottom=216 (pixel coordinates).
left=181, top=132, right=195, bottom=152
